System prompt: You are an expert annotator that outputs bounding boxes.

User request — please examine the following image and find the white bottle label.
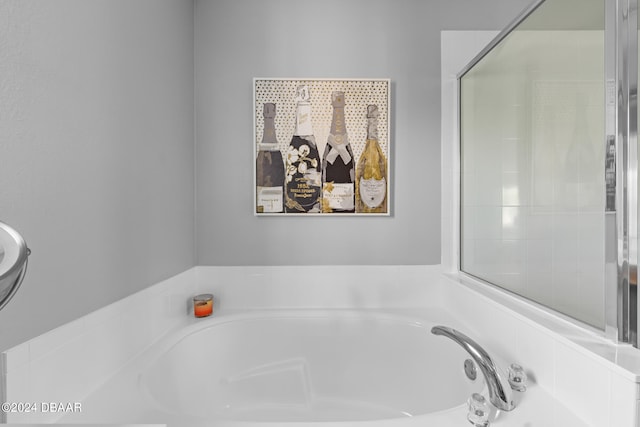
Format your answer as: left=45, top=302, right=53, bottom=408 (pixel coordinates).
left=294, top=103, right=313, bottom=136
left=359, top=177, right=386, bottom=208
left=323, top=183, right=354, bottom=210
left=257, top=186, right=283, bottom=213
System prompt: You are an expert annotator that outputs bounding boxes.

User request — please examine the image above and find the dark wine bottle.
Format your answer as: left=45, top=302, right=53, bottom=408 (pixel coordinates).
left=256, top=103, right=285, bottom=213
left=322, top=91, right=355, bottom=213
left=285, top=85, right=322, bottom=213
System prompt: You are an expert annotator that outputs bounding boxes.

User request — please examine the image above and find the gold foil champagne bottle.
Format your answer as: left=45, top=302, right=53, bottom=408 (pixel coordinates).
left=256, top=103, right=285, bottom=213
left=322, top=91, right=355, bottom=213
left=356, top=105, right=387, bottom=213
left=285, top=85, right=322, bottom=213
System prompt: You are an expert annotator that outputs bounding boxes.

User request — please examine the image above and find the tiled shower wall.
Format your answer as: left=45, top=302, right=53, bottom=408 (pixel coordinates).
left=460, top=31, right=605, bottom=328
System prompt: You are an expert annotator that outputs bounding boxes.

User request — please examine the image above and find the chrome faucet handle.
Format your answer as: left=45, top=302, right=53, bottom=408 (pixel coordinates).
left=467, top=393, right=490, bottom=426
left=431, top=325, right=515, bottom=411
left=507, top=363, right=528, bottom=392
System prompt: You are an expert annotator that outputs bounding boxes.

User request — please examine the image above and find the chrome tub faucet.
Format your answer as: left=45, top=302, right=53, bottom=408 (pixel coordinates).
left=431, top=325, right=526, bottom=413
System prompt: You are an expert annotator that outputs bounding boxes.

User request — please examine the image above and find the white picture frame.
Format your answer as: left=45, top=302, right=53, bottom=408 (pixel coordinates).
left=253, top=78, right=391, bottom=216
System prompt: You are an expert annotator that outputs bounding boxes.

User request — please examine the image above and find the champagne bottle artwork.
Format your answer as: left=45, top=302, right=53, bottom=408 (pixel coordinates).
left=356, top=105, right=387, bottom=213
left=322, top=91, right=355, bottom=213
left=285, top=85, right=322, bottom=213
left=254, top=78, right=391, bottom=216
left=256, top=103, right=285, bottom=213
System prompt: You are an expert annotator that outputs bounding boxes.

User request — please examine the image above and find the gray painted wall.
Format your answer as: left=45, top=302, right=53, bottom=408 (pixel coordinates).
left=0, top=0, right=532, bottom=350
left=0, top=0, right=195, bottom=351
left=195, top=0, right=531, bottom=266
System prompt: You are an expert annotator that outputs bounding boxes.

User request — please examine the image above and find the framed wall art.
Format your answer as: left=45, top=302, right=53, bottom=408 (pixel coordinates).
left=254, top=78, right=391, bottom=216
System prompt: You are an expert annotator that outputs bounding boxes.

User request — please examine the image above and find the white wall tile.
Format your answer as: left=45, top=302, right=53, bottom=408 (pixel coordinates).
left=609, top=372, right=638, bottom=427
left=578, top=238, right=605, bottom=269
left=79, top=318, right=130, bottom=386
left=461, top=239, right=476, bottom=272
left=526, top=239, right=553, bottom=272
left=27, top=336, right=92, bottom=423
left=461, top=305, right=519, bottom=364
left=462, top=166, right=479, bottom=207
left=552, top=239, right=579, bottom=273
left=515, top=321, right=556, bottom=393
left=500, top=240, right=527, bottom=274
left=553, top=341, right=610, bottom=427
left=577, top=212, right=604, bottom=236
left=553, top=213, right=581, bottom=241
left=501, top=138, right=519, bottom=173
left=462, top=206, right=477, bottom=240
left=502, top=171, right=530, bottom=207
left=474, top=239, right=502, bottom=272
left=2, top=343, right=29, bottom=373
left=501, top=206, right=527, bottom=239
left=500, top=105, right=525, bottom=140
left=552, top=271, right=581, bottom=319
left=3, top=363, right=30, bottom=423
left=526, top=270, right=554, bottom=308
left=475, top=168, right=503, bottom=207
left=475, top=207, right=503, bottom=240
left=527, top=210, right=554, bottom=240
left=28, top=317, right=85, bottom=363
left=575, top=272, right=605, bottom=329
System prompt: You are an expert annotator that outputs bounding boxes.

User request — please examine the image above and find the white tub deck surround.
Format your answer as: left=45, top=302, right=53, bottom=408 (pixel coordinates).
left=4, top=265, right=634, bottom=426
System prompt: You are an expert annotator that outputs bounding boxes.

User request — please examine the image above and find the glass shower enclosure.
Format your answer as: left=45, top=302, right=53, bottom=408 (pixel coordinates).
left=458, top=0, right=638, bottom=346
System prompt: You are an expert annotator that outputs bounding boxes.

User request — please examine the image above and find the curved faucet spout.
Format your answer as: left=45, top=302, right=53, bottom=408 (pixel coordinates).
left=431, top=325, right=514, bottom=411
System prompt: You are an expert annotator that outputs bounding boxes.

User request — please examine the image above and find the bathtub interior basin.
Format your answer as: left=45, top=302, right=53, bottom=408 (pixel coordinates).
left=141, top=312, right=483, bottom=423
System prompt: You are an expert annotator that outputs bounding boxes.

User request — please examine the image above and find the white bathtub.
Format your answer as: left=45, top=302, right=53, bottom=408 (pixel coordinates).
left=141, top=310, right=479, bottom=423
left=3, top=266, right=620, bottom=426
left=52, top=310, right=585, bottom=427
left=49, top=309, right=488, bottom=426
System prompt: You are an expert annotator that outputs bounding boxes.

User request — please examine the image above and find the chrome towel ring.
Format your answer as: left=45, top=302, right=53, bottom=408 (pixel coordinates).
left=0, top=221, right=30, bottom=312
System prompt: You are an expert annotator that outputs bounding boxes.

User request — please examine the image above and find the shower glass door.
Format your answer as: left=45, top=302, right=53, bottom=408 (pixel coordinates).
left=459, top=0, right=607, bottom=329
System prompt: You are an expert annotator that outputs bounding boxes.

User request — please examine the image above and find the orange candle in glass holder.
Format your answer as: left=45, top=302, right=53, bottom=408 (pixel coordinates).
left=193, top=294, right=213, bottom=318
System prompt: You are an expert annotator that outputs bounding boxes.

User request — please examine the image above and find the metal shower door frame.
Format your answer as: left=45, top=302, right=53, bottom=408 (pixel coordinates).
left=606, top=0, right=639, bottom=346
